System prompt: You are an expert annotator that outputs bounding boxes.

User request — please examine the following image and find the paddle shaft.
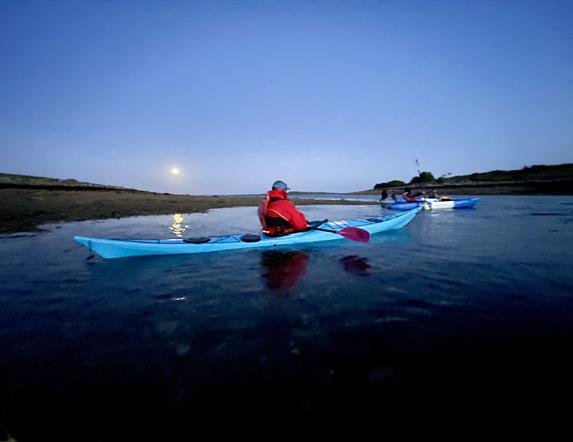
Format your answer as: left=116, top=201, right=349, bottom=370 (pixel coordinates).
left=311, top=227, right=343, bottom=234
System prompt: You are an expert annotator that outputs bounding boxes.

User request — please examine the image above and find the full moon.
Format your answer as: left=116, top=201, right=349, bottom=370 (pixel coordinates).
left=170, top=167, right=180, bottom=175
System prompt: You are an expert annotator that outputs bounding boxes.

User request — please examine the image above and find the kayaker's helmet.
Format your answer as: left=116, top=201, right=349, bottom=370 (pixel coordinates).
left=272, top=180, right=290, bottom=191
left=405, top=187, right=411, bottom=193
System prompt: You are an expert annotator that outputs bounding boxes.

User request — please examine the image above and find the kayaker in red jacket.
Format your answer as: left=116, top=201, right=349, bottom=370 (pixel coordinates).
left=402, top=187, right=422, bottom=202
left=259, top=180, right=308, bottom=236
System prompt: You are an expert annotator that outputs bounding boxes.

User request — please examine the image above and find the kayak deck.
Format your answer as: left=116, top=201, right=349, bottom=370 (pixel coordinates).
left=74, top=208, right=421, bottom=259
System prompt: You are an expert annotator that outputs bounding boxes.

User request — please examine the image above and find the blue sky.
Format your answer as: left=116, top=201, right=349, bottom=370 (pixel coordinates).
left=1, top=1, right=572, bottom=194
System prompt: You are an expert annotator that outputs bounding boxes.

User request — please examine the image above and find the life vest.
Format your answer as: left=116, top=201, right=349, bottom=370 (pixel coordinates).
left=259, top=190, right=308, bottom=236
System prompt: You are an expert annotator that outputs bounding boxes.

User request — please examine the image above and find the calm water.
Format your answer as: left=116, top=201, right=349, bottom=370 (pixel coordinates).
left=1, top=196, right=573, bottom=438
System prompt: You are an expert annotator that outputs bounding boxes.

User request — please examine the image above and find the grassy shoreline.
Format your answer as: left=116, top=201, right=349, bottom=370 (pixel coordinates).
left=0, top=188, right=378, bottom=234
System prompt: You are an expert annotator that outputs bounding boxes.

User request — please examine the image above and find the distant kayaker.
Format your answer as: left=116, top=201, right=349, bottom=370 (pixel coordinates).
left=428, top=189, right=439, bottom=199
left=380, top=189, right=388, bottom=202
left=402, top=187, right=422, bottom=202
left=259, top=180, right=309, bottom=236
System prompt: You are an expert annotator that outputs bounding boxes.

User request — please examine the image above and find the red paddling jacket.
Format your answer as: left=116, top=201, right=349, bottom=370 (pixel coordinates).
left=258, top=190, right=308, bottom=236
left=402, top=191, right=420, bottom=202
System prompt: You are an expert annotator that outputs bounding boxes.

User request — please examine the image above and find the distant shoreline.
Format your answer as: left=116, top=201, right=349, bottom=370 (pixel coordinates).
left=362, top=163, right=573, bottom=195
left=354, top=180, right=573, bottom=196
left=0, top=187, right=378, bottom=234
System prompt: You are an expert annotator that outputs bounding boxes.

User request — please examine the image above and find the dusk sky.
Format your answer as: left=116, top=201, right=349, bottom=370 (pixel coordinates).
left=1, top=1, right=572, bottom=194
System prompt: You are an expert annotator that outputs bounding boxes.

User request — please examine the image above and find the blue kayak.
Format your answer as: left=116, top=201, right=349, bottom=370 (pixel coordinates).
left=387, top=197, right=480, bottom=211
left=74, top=208, right=420, bottom=259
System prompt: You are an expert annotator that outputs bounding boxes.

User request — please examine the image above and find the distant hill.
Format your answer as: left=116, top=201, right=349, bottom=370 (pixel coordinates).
left=362, top=163, right=573, bottom=195
left=443, top=164, right=573, bottom=185
left=0, top=172, right=135, bottom=191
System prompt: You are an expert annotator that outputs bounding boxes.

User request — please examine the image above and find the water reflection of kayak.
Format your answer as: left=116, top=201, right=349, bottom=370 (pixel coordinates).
left=73, top=208, right=420, bottom=259
left=387, top=197, right=480, bottom=211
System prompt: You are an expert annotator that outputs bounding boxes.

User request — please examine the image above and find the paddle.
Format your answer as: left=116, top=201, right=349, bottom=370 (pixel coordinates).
left=307, top=220, right=370, bottom=243
left=313, top=226, right=370, bottom=242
